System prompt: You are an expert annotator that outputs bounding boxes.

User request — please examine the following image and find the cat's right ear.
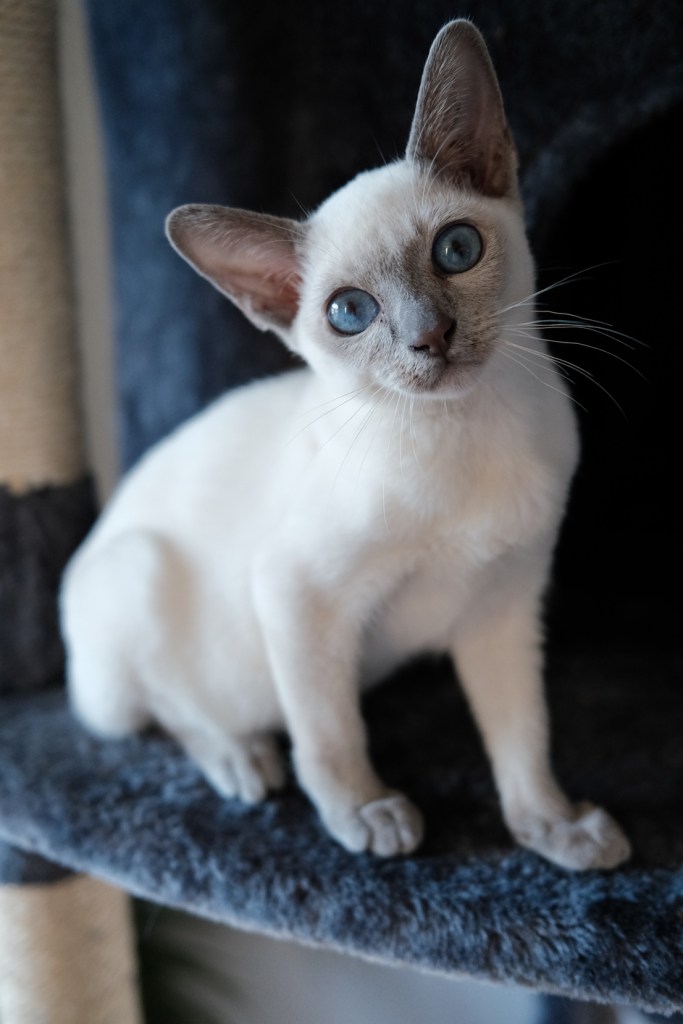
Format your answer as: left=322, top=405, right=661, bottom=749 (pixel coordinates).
left=166, top=205, right=305, bottom=340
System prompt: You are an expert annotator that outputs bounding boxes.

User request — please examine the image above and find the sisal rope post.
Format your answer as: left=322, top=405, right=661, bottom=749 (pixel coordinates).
left=0, top=0, right=85, bottom=492
left=0, top=3, right=142, bottom=1020
left=0, top=875, right=143, bottom=1024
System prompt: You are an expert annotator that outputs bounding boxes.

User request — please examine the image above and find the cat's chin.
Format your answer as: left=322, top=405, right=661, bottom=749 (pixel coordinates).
left=390, top=360, right=486, bottom=401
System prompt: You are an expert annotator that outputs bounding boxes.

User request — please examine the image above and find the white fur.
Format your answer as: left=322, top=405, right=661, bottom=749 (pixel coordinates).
left=61, top=22, right=630, bottom=869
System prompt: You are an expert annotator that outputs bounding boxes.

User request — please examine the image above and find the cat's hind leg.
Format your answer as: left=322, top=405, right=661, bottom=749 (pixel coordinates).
left=60, top=530, right=172, bottom=738
left=66, top=649, right=149, bottom=739
left=63, top=530, right=287, bottom=803
left=170, top=725, right=287, bottom=803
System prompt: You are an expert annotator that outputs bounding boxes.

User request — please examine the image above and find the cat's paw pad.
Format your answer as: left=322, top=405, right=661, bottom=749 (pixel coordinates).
left=327, top=794, right=424, bottom=857
left=513, top=803, right=631, bottom=871
left=196, top=734, right=286, bottom=804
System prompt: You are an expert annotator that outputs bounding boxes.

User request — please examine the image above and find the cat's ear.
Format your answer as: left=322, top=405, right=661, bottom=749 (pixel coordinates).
left=406, top=20, right=518, bottom=199
left=166, top=205, right=305, bottom=338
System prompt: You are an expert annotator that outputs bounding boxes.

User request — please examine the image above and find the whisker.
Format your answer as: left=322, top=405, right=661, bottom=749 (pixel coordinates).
left=508, top=339, right=598, bottom=378
left=493, top=262, right=619, bottom=321
left=356, top=386, right=397, bottom=484
left=399, top=392, right=409, bottom=474
left=315, top=388, right=381, bottom=459
left=297, top=385, right=369, bottom=418
left=373, top=390, right=404, bottom=522
left=371, top=132, right=390, bottom=167
left=535, top=308, right=646, bottom=346
left=499, top=347, right=587, bottom=412
left=506, top=328, right=646, bottom=379
left=510, top=317, right=643, bottom=352
left=409, top=395, right=424, bottom=472
left=288, top=191, right=312, bottom=219
left=285, top=386, right=370, bottom=447
left=331, top=400, right=380, bottom=493
left=380, top=395, right=403, bottom=531
left=506, top=340, right=626, bottom=416
left=333, top=385, right=396, bottom=493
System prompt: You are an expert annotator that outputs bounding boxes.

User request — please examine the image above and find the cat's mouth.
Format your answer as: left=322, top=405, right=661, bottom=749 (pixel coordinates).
left=393, top=352, right=489, bottom=397
left=388, top=320, right=496, bottom=397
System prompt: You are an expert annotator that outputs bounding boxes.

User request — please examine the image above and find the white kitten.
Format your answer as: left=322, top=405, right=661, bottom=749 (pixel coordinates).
left=61, top=20, right=630, bottom=870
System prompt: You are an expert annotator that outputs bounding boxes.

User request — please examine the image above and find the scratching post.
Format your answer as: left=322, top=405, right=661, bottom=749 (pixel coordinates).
left=0, top=3, right=141, bottom=1021
left=0, top=0, right=95, bottom=694
left=0, top=0, right=83, bottom=494
left=0, top=873, right=141, bottom=1024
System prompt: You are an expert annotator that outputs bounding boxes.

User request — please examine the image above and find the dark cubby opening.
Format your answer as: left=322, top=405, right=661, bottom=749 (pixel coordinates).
left=540, top=105, right=682, bottom=656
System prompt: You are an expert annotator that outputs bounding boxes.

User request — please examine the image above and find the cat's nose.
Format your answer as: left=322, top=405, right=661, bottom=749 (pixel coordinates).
left=410, top=317, right=455, bottom=358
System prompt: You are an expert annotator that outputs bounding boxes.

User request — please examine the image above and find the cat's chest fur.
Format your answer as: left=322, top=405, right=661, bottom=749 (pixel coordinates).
left=305, top=368, right=567, bottom=557
left=290, top=370, right=570, bottom=679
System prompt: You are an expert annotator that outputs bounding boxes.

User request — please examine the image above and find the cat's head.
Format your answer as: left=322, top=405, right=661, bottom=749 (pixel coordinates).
left=167, top=20, right=532, bottom=400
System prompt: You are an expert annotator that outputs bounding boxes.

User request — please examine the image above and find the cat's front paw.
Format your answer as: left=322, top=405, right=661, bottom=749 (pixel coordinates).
left=325, top=794, right=424, bottom=857
left=511, top=802, right=631, bottom=871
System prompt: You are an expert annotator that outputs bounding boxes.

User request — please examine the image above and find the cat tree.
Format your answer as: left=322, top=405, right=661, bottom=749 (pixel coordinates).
left=1, top=1, right=681, bottom=1021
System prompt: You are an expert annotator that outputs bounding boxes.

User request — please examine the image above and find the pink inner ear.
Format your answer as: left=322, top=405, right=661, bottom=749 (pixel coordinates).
left=167, top=205, right=305, bottom=332
left=226, top=266, right=301, bottom=326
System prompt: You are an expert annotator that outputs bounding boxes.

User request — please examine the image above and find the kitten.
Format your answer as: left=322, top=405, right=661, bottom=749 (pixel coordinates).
left=61, top=20, right=630, bottom=870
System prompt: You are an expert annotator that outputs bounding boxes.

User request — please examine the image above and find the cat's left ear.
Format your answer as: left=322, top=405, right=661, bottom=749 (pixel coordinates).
left=166, top=205, right=305, bottom=338
left=406, top=20, right=518, bottom=199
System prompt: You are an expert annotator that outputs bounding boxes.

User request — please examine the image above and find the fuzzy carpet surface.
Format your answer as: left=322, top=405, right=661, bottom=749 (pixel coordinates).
left=1, top=647, right=681, bottom=1012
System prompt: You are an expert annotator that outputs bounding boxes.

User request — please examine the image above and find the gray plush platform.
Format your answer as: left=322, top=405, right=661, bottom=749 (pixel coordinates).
left=1, top=649, right=680, bottom=1013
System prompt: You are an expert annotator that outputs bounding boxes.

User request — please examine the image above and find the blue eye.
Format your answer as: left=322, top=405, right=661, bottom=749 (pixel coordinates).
left=327, top=289, right=379, bottom=335
left=432, top=223, right=483, bottom=274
